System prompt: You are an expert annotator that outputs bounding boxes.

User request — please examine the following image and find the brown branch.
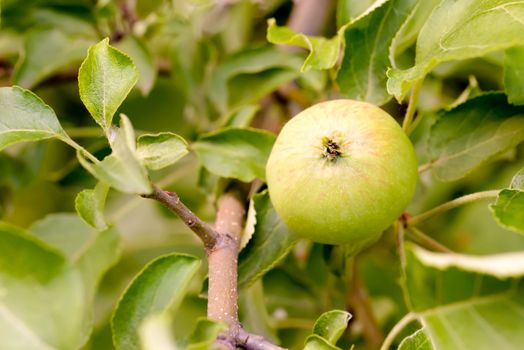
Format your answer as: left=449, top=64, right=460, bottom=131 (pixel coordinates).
left=143, top=186, right=286, bottom=349
left=346, top=258, right=384, bottom=350
left=287, top=0, right=336, bottom=35
left=208, top=191, right=245, bottom=335
left=142, top=184, right=218, bottom=248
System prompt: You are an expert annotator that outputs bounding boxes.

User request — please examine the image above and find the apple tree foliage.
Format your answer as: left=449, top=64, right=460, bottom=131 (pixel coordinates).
left=0, top=0, right=524, bottom=349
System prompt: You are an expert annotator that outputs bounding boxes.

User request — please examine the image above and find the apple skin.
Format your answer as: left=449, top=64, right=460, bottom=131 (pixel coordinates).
left=266, top=99, right=418, bottom=249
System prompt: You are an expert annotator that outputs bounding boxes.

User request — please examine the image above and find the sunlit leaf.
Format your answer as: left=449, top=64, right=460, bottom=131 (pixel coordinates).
left=337, top=0, right=418, bottom=105
left=75, top=182, right=110, bottom=230
left=238, top=191, right=297, bottom=288
left=78, top=38, right=139, bottom=131
left=266, top=18, right=342, bottom=71
left=192, top=127, right=276, bottom=183
left=504, top=46, right=524, bottom=105
left=304, top=335, right=340, bottom=350
left=388, top=0, right=524, bottom=101
left=137, top=132, right=189, bottom=170
left=490, top=168, right=524, bottom=235
left=13, top=29, right=93, bottom=89
left=428, top=93, right=524, bottom=181
left=398, top=328, right=434, bottom=350
left=112, top=254, right=201, bottom=350
left=401, top=244, right=524, bottom=349
left=77, top=115, right=152, bottom=194
left=0, top=86, right=71, bottom=151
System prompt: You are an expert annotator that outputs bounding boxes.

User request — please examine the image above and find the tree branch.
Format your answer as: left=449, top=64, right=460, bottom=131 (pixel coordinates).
left=346, top=258, right=384, bottom=350
left=237, top=329, right=286, bottom=350
left=142, top=184, right=218, bottom=248
left=208, top=191, right=245, bottom=335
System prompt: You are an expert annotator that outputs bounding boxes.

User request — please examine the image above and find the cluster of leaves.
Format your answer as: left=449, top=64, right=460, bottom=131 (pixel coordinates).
left=0, top=0, right=524, bottom=349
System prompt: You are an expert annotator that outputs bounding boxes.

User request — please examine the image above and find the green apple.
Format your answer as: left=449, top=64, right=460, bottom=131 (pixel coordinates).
left=266, top=99, right=418, bottom=249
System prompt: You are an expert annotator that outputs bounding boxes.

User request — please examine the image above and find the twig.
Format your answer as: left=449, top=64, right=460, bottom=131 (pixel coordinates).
left=141, top=184, right=219, bottom=248
left=406, top=227, right=452, bottom=253
left=402, top=79, right=423, bottom=133
left=417, top=162, right=433, bottom=173
left=346, top=257, right=384, bottom=350
left=237, top=329, right=286, bottom=350
left=287, top=0, right=336, bottom=35
left=407, top=190, right=500, bottom=227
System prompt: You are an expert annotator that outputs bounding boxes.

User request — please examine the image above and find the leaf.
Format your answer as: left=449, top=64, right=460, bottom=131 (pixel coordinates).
left=311, top=310, right=351, bottom=344
left=30, top=213, right=121, bottom=299
left=112, top=253, right=201, bottom=350
left=13, top=29, right=93, bottom=89
left=0, top=222, right=93, bottom=349
left=238, top=191, right=297, bottom=288
left=388, top=0, right=524, bottom=101
left=78, top=38, right=139, bottom=131
left=336, top=0, right=386, bottom=26
left=304, top=335, right=340, bottom=350
left=75, top=182, right=110, bottom=230
left=116, top=35, right=157, bottom=96
left=239, top=281, right=279, bottom=344
left=139, top=314, right=179, bottom=350
left=185, top=318, right=227, bottom=350
left=77, top=115, right=152, bottom=194
left=266, top=18, right=342, bottom=71
left=336, top=0, right=418, bottom=105
left=489, top=167, right=524, bottom=235
left=428, top=93, right=524, bottom=181
left=398, top=328, right=434, bottom=350
left=209, top=47, right=303, bottom=113
left=192, top=127, right=276, bottom=183
left=504, top=46, right=524, bottom=105
left=0, top=86, right=71, bottom=151
left=137, top=132, right=189, bottom=170
left=401, top=244, right=524, bottom=349
left=222, top=104, right=260, bottom=128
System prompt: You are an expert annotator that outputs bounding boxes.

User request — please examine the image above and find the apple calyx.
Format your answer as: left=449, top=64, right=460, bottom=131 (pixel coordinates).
left=322, top=137, right=343, bottom=161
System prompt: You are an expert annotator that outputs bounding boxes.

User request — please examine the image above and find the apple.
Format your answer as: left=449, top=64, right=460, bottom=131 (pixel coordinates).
left=266, top=99, right=418, bottom=249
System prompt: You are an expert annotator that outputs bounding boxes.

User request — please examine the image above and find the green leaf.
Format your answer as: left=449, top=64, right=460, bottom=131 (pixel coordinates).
left=0, top=222, right=65, bottom=282
left=112, top=253, right=201, bottom=350
left=428, top=93, right=524, bottom=181
left=0, top=222, right=94, bottom=349
left=185, top=318, right=227, bottom=350
left=13, top=29, right=93, bottom=89
left=116, top=35, right=157, bottom=96
left=266, top=18, right=342, bottom=71
left=221, top=104, right=260, bottom=128
left=209, top=47, right=303, bottom=113
left=192, top=127, right=276, bottom=183
left=238, top=191, right=297, bottom=288
left=401, top=244, right=524, bottom=349
left=75, top=182, right=110, bottom=230
left=388, top=0, right=524, bottom=101
left=490, top=190, right=524, bottom=234
left=30, top=213, right=121, bottom=299
left=311, top=310, right=351, bottom=344
left=504, top=46, right=524, bottom=105
left=336, top=0, right=383, bottom=26
left=137, top=132, right=189, bottom=170
left=336, top=0, right=418, bottom=105
left=239, top=281, right=279, bottom=344
left=77, top=115, right=152, bottom=194
left=78, top=38, right=139, bottom=131
left=398, top=328, right=434, bottom=350
left=0, top=86, right=71, bottom=151
left=139, top=314, right=179, bottom=350
left=304, top=335, right=340, bottom=350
